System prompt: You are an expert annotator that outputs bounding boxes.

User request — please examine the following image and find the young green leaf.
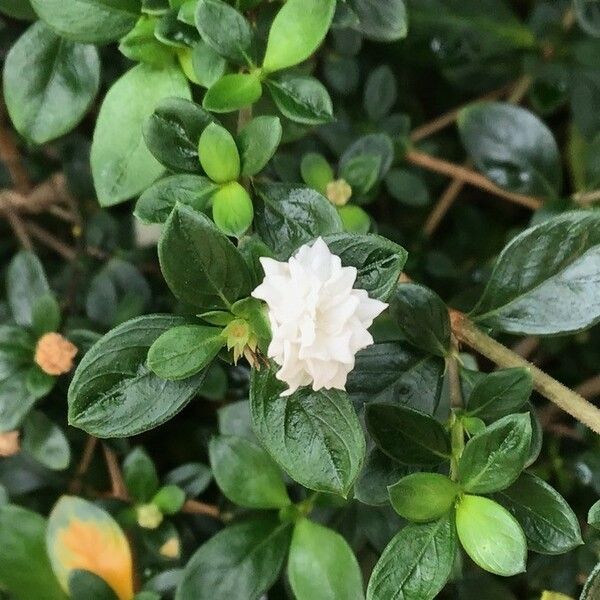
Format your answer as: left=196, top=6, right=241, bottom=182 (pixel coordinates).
left=152, top=485, right=186, bottom=514
left=211, top=181, right=254, bottom=238
left=22, top=411, right=70, bottom=471
left=388, top=473, right=459, bottom=522
left=365, top=403, right=451, bottom=466
left=250, top=364, right=365, bottom=496
left=143, top=97, right=212, bottom=173
left=148, top=325, right=225, bottom=380
left=366, top=515, right=456, bottom=600
left=287, top=519, right=364, bottom=600
left=158, top=204, right=253, bottom=308
left=203, top=73, right=263, bottom=113
left=237, top=116, right=282, bottom=177
left=466, top=367, right=533, bottom=421
left=198, top=122, right=240, bottom=183
left=495, top=472, right=582, bottom=554
left=119, top=16, right=174, bottom=65
left=3, top=22, right=100, bottom=144
left=456, top=494, right=527, bottom=577
left=471, top=211, right=600, bottom=335
left=124, top=447, right=160, bottom=503
left=176, top=515, right=291, bottom=599
left=458, top=413, right=532, bottom=494
left=338, top=205, right=371, bottom=233
left=7, top=251, right=50, bottom=327
left=300, top=153, right=334, bottom=194
left=209, top=434, right=290, bottom=509
left=31, top=294, right=61, bottom=338
left=92, top=63, right=190, bottom=206
left=262, top=0, right=336, bottom=73
left=389, top=283, right=451, bottom=357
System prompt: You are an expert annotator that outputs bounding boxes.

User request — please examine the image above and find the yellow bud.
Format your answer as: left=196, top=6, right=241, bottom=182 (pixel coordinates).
left=159, top=537, right=181, bottom=559
left=326, top=179, right=352, bottom=206
left=136, top=504, right=163, bottom=530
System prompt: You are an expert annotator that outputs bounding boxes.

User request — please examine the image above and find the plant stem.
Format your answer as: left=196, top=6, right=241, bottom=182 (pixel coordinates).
left=450, top=311, right=600, bottom=435
left=69, top=436, right=98, bottom=494
left=182, top=499, right=221, bottom=520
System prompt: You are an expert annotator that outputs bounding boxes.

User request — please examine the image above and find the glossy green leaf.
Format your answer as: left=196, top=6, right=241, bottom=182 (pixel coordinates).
left=155, top=8, right=198, bottom=47
left=253, top=182, right=342, bottom=259
left=589, top=499, right=600, bottom=529
left=212, top=181, right=254, bottom=237
left=471, top=212, right=600, bottom=335
left=466, top=367, right=532, bottom=421
left=458, top=413, right=532, bottom=494
left=388, top=473, right=459, bottom=523
left=456, top=494, right=527, bottom=577
left=349, top=0, right=408, bottom=41
left=22, top=411, right=70, bottom=471
left=389, top=283, right=451, bottom=357
left=347, top=342, right=444, bottom=414
left=176, top=515, right=291, bottom=599
left=198, top=122, right=240, bottom=183
left=339, top=154, right=380, bottom=196
left=209, top=434, right=290, bottom=508
left=203, top=73, right=263, bottom=113
left=123, top=447, right=160, bottom=502
left=188, top=39, right=227, bottom=87
left=119, top=15, right=173, bottom=65
left=339, top=134, right=394, bottom=191
left=250, top=364, right=365, bottom=496
left=581, top=561, right=600, bottom=600
left=3, top=22, right=100, bottom=145
left=238, top=116, right=282, bottom=177
left=143, top=97, right=212, bottom=172
left=266, top=75, right=334, bottom=125
left=262, top=0, right=336, bottom=73
left=158, top=204, right=253, bottom=309
left=68, top=315, right=207, bottom=437
left=288, top=519, right=364, bottom=600
left=92, top=63, right=190, bottom=207
left=7, top=251, right=50, bottom=327
left=148, top=325, right=225, bottom=380
left=366, top=515, right=456, bottom=600
left=365, top=403, right=451, bottom=466
left=495, top=472, right=582, bottom=554
left=458, top=101, right=561, bottom=198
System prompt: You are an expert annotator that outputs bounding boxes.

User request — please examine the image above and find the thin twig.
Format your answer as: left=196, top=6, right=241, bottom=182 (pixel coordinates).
left=576, top=375, right=600, bottom=401
left=510, top=336, right=540, bottom=360
left=69, top=436, right=98, bottom=494
left=26, top=221, right=76, bottom=261
left=102, top=443, right=129, bottom=499
left=182, top=499, right=221, bottom=520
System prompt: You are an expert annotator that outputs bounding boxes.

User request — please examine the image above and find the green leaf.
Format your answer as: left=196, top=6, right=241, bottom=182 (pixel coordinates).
left=349, top=0, right=408, bottom=41
left=300, top=152, right=334, bottom=194
left=388, top=473, right=459, bottom=523
left=123, top=447, right=160, bottom=502
left=389, top=283, right=451, bottom=357
left=250, top=364, right=365, bottom=496
left=209, top=434, right=290, bottom=508
left=366, top=515, right=456, bottom=600
left=203, top=73, right=263, bottom=113
left=165, top=462, right=212, bottom=497
left=339, top=154, right=380, bottom=196
left=155, top=8, right=198, bottom=47
left=456, top=494, right=527, bottom=577
left=288, top=519, right=364, bottom=600
left=152, top=484, right=186, bottom=514
left=471, top=211, right=600, bottom=335
left=458, top=413, right=532, bottom=494
left=26, top=365, right=56, bottom=398
left=31, top=294, right=61, bottom=338
left=29, top=0, right=139, bottom=43
left=340, top=134, right=394, bottom=189
left=22, top=411, right=70, bottom=471
left=158, top=204, right=253, bottom=309
left=148, top=325, right=225, bottom=380
left=466, top=367, right=532, bottom=421
left=347, top=342, right=444, bottom=414
left=3, top=22, right=99, bottom=145
left=69, top=571, right=118, bottom=600
left=91, top=63, right=190, bottom=207
left=0, top=0, right=36, bottom=20
left=321, top=233, right=408, bottom=301
left=581, top=561, right=600, bottom=600
left=7, top=251, right=50, bottom=327
left=575, top=0, right=600, bottom=37
left=364, top=65, right=397, bottom=121
left=495, top=472, right=582, bottom=555
left=176, top=515, right=291, bottom=600
left=366, top=403, right=451, bottom=466
left=135, top=174, right=217, bottom=224
left=253, top=182, right=342, bottom=259
left=194, top=0, right=252, bottom=64
left=385, top=168, right=430, bottom=207
left=262, top=0, right=336, bottom=73
left=590, top=499, right=600, bottom=530
left=266, top=75, right=334, bottom=125
left=143, top=97, right=212, bottom=172
left=0, top=506, right=67, bottom=600
left=68, top=315, right=207, bottom=437
left=458, top=101, right=561, bottom=198
left=119, top=15, right=174, bottom=65
left=338, top=205, right=371, bottom=233
left=198, top=122, right=240, bottom=183
left=238, top=116, right=282, bottom=177
left=212, top=181, right=254, bottom=238
left=189, top=39, right=227, bottom=87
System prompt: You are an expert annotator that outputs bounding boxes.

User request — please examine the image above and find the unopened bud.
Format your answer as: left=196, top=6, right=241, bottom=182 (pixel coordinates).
left=136, top=503, right=163, bottom=530
left=34, top=333, right=78, bottom=376
left=159, top=537, right=181, bottom=559
left=326, top=179, right=352, bottom=206
left=0, top=431, right=20, bottom=457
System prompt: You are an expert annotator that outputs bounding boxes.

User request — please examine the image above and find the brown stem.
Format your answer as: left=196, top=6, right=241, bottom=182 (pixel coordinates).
left=69, top=436, right=98, bottom=494
left=181, top=499, right=221, bottom=520
left=26, top=222, right=76, bottom=261
left=0, top=100, right=30, bottom=194
left=102, top=443, right=129, bottom=499
left=576, top=375, right=600, bottom=401
left=406, top=149, right=542, bottom=210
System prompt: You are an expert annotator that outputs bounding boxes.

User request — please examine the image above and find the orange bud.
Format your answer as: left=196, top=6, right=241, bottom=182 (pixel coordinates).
left=0, top=430, right=20, bottom=457
left=34, top=332, right=78, bottom=376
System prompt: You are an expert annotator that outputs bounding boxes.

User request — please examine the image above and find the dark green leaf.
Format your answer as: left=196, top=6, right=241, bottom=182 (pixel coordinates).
left=287, top=519, right=364, bottom=600
left=209, top=434, right=290, bottom=508
left=68, top=315, right=207, bottom=437
left=69, top=570, right=118, bottom=600
left=176, top=515, right=291, bottom=600
left=385, top=168, right=430, bottom=207
left=0, top=0, right=36, bottom=20
left=364, top=65, right=397, bottom=121
left=253, top=182, right=342, bottom=259
left=165, top=462, right=212, bottom=497
left=155, top=8, right=198, bottom=47
left=158, top=204, right=253, bottom=309
left=365, top=403, right=451, bottom=466
left=22, top=411, right=70, bottom=471
left=238, top=116, right=282, bottom=177
left=143, top=97, right=212, bottom=172
left=581, top=561, right=600, bottom=600
left=3, top=22, right=99, bottom=144
left=7, top=251, right=50, bottom=327
left=349, top=0, right=408, bottom=41
left=339, top=154, right=381, bottom=196
left=494, top=472, right=582, bottom=554
left=366, top=515, right=456, bottom=600
left=458, top=413, right=532, bottom=494
left=124, top=447, right=159, bottom=502
left=218, top=399, right=254, bottom=440
left=589, top=499, right=600, bottom=530
left=389, top=283, right=451, bottom=357
left=575, top=0, right=600, bottom=37
left=339, top=134, right=394, bottom=187
left=189, top=39, right=227, bottom=88
left=471, top=211, right=600, bottom=335
left=250, top=364, right=365, bottom=496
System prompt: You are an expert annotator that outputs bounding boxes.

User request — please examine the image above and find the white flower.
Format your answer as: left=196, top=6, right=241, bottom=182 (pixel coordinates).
left=252, top=237, right=387, bottom=396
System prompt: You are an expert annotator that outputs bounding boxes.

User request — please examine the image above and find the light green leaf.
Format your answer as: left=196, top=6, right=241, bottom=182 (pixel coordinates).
left=203, top=73, right=263, bottom=113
